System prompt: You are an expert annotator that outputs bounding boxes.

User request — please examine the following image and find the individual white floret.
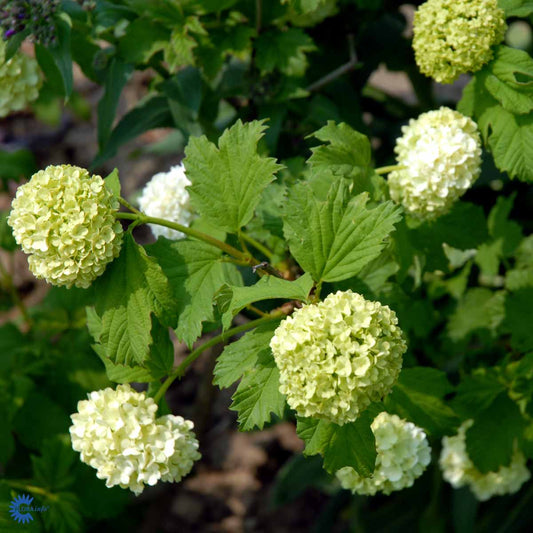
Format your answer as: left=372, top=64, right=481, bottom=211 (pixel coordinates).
left=270, top=291, right=406, bottom=425
left=336, top=412, right=432, bottom=495
left=69, top=385, right=201, bottom=495
left=440, top=420, right=530, bottom=501
left=138, top=164, right=193, bottom=240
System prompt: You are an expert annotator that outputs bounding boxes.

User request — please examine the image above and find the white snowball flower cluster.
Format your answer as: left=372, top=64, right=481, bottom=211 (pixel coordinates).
left=0, top=38, right=41, bottom=117
left=270, top=290, right=406, bottom=425
left=138, top=164, right=194, bottom=240
left=388, top=107, right=482, bottom=220
left=336, top=412, right=431, bottom=495
left=440, top=420, right=530, bottom=501
left=8, top=164, right=123, bottom=288
left=69, top=384, right=201, bottom=495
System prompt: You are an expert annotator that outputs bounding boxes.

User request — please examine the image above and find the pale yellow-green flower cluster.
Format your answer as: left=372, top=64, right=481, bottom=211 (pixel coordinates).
left=439, top=420, right=531, bottom=501
left=388, top=107, right=482, bottom=221
left=0, top=39, right=40, bottom=117
left=413, top=0, right=506, bottom=84
left=138, top=164, right=194, bottom=240
left=8, top=165, right=123, bottom=288
left=69, top=385, right=201, bottom=495
left=336, top=412, right=431, bottom=495
left=270, top=290, right=406, bottom=425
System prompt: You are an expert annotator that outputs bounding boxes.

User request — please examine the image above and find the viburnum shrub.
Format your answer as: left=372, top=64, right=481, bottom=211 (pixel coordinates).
left=1, top=0, right=533, bottom=531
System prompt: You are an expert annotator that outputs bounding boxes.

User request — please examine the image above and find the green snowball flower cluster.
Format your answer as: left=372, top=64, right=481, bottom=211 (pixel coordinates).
left=388, top=107, right=482, bottom=221
left=8, top=164, right=123, bottom=288
left=70, top=385, right=201, bottom=495
left=412, top=0, right=506, bottom=84
left=336, top=412, right=432, bottom=495
left=270, top=290, right=406, bottom=426
left=0, top=38, right=40, bottom=117
left=439, top=420, right=531, bottom=501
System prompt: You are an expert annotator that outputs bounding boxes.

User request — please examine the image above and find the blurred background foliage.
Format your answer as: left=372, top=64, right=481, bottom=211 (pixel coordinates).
left=1, top=0, right=533, bottom=531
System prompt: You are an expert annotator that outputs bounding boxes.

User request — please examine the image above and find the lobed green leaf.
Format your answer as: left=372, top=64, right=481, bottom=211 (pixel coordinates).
left=283, top=178, right=402, bottom=282
left=185, top=120, right=283, bottom=233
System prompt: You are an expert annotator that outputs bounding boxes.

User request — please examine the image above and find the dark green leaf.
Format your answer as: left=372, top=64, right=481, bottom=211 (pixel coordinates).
left=256, top=28, right=316, bottom=77
left=42, top=492, right=83, bottom=533
left=296, top=412, right=376, bottom=476
left=97, top=58, right=133, bottom=147
left=503, top=288, right=533, bottom=352
left=31, top=437, right=76, bottom=491
left=271, top=454, right=330, bottom=507
left=49, top=15, right=74, bottom=98
left=385, top=368, right=459, bottom=436
left=452, top=372, right=507, bottom=419
left=4, top=29, right=31, bottom=61
left=93, top=95, right=174, bottom=167
left=118, top=18, right=169, bottom=64
left=12, top=392, right=70, bottom=450
left=466, top=393, right=527, bottom=473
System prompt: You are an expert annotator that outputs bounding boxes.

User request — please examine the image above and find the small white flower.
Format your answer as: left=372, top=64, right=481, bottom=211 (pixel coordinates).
left=336, top=412, right=432, bottom=495
left=138, top=164, right=193, bottom=240
left=440, top=420, right=530, bottom=501
left=69, top=385, right=201, bottom=495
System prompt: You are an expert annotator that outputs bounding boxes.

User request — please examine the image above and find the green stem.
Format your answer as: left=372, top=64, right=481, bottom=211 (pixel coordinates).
left=374, top=164, right=406, bottom=175
left=118, top=196, right=142, bottom=215
left=312, top=280, right=323, bottom=303
left=5, top=480, right=57, bottom=501
left=153, top=313, right=283, bottom=404
left=255, top=0, right=262, bottom=33
left=306, top=34, right=358, bottom=92
left=0, top=259, right=32, bottom=328
left=115, top=211, right=251, bottom=262
left=240, top=231, right=274, bottom=260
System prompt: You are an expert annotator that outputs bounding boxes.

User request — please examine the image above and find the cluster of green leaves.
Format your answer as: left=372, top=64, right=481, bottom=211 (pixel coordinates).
left=0, top=289, right=131, bottom=532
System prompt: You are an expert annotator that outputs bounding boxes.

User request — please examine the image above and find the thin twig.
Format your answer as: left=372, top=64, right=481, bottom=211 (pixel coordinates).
left=306, top=34, right=359, bottom=92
